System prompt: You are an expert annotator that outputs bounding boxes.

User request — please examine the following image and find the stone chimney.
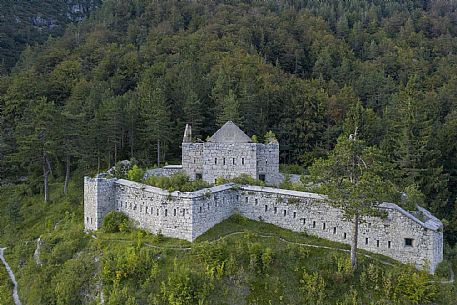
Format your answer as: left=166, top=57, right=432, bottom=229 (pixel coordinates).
left=183, top=124, right=192, bottom=143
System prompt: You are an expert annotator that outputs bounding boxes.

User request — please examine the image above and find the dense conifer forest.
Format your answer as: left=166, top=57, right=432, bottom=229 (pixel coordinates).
left=1, top=0, right=457, bottom=303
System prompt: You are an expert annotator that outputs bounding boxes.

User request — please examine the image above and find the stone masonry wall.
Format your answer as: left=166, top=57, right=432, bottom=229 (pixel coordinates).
left=202, top=143, right=257, bottom=183
left=238, top=185, right=443, bottom=273
left=84, top=178, right=443, bottom=272
left=256, top=142, right=280, bottom=185
left=182, top=143, right=204, bottom=180
left=191, top=184, right=238, bottom=240
left=114, top=179, right=194, bottom=241
left=84, top=177, right=116, bottom=230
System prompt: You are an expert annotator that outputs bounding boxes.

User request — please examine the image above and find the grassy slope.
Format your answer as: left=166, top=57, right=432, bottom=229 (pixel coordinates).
left=0, top=181, right=455, bottom=304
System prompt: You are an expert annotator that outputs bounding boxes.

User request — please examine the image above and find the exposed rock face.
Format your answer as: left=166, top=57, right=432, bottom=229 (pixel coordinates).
left=0, top=0, right=102, bottom=72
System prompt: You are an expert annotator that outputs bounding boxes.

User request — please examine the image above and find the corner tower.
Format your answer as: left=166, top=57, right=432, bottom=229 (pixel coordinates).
left=84, top=176, right=116, bottom=230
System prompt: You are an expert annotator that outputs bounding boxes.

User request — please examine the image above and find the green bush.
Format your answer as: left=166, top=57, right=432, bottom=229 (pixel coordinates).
left=144, top=173, right=210, bottom=192
left=127, top=165, right=145, bottom=182
left=231, top=174, right=265, bottom=186
left=280, top=164, right=306, bottom=175
left=434, top=260, right=452, bottom=279
left=102, top=211, right=131, bottom=233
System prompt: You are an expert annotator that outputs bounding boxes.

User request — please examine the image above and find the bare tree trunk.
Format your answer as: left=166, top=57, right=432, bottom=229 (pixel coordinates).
left=108, top=151, right=111, bottom=170
left=64, top=155, right=70, bottom=194
left=351, top=213, right=359, bottom=270
left=157, top=138, right=160, bottom=166
left=43, top=153, right=50, bottom=203
left=97, top=153, right=100, bottom=174
left=114, top=142, right=117, bottom=165
left=130, top=120, right=134, bottom=158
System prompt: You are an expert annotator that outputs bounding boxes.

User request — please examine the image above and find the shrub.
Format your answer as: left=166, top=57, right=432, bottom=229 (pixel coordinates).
left=434, top=260, right=452, bottom=279
left=103, top=211, right=131, bottom=233
left=144, top=173, right=210, bottom=192
left=127, top=165, right=145, bottom=182
left=231, top=174, right=265, bottom=186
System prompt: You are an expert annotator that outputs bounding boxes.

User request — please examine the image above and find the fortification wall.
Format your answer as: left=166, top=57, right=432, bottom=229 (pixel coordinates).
left=114, top=179, right=194, bottom=241
left=84, top=177, right=116, bottom=230
left=191, top=185, right=239, bottom=240
left=202, top=143, right=257, bottom=183
left=237, top=185, right=443, bottom=273
left=84, top=178, right=443, bottom=272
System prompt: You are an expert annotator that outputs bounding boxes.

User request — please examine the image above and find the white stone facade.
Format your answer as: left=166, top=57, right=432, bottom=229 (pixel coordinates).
left=84, top=178, right=443, bottom=273
left=182, top=121, right=281, bottom=185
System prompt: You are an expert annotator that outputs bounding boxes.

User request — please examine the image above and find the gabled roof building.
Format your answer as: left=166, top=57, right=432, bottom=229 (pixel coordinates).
left=182, top=121, right=281, bottom=185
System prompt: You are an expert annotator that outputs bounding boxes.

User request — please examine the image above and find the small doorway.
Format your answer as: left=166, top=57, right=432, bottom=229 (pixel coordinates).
left=195, top=173, right=202, bottom=180
left=258, top=174, right=266, bottom=182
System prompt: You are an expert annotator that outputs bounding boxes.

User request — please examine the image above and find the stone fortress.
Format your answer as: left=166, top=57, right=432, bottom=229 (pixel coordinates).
left=84, top=121, right=443, bottom=273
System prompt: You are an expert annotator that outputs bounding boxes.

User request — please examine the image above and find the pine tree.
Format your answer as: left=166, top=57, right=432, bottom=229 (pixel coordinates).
left=309, top=131, right=395, bottom=270
left=183, top=87, right=203, bottom=139
left=138, top=74, right=171, bottom=166
left=14, top=97, right=57, bottom=202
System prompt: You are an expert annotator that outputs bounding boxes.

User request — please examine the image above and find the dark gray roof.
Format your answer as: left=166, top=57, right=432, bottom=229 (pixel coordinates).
left=207, top=121, right=252, bottom=143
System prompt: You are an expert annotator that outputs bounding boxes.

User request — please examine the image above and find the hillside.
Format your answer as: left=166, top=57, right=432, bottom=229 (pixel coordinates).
left=0, top=181, right=455, bottom=304
left=0, top=0, right=101, bottom=73
left=1, top=0, right=457, bottom=303
left=1, top=0, right=457, bottom=243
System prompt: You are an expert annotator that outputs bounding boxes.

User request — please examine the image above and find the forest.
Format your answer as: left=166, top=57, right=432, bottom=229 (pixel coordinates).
left=1, top=0, right=457, bottom=303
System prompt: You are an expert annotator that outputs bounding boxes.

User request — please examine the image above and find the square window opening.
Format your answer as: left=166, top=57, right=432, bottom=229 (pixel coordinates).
left=404, top=238, right=413, bottom=247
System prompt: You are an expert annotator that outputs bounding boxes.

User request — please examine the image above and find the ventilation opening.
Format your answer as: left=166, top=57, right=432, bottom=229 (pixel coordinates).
left=333, top=227, right=336, bottom=234
left=265, top=205, right=268, bottom=212
left=312, top=221, right=316, bottom=228
left=215, top=158, right=217, bottom=165
left=343, top=233, right=347, bottom=239
left=365, top=238, right=369, bottom=245
left=283, top=210, right=287, bottom=216
left=233, top=158, right=235, bottom=165
left=388, top=241, right=391, bottom=248
left=223, top=158, right=226, bottom=165
left=242, top=158, right=245, bottom=165
left=377, top=240, right=380, bottom=247
left=323, top=223, right=326, bottom=230
left=293, top=212, right=297, bottom=218
left=255, top=199, right=258, bottom=205
left=274, top=207, right=277, bottom=214
left=404, top=238, right=413, bottom=247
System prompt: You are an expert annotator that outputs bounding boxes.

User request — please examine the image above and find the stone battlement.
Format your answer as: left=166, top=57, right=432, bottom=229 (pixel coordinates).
left=84, top=177, right=443, bottom=273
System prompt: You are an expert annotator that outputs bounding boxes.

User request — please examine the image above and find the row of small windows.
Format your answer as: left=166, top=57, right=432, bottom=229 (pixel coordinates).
left=118, top=197, right=230, bottom=216
left=250, top=198, right=414, bottom=249
left=119, top=202, right=187, bottom=217
left=214, top=157, right=245, bottom=165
